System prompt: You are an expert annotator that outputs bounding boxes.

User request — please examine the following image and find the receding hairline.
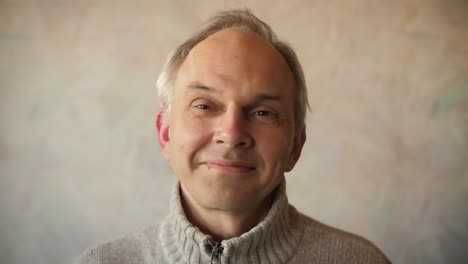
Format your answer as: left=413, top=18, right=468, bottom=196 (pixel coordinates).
left=157, top=8, right=310, bottom=130
left=178, top=28, right=296, bottom=87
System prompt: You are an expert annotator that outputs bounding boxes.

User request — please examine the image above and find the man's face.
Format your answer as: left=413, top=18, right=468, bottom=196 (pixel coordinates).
left=157, top=29, right=305, bottom=213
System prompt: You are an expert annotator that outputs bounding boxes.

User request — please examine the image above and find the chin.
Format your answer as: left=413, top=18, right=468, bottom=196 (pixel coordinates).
left=204, top=194, right=254, bottom=212
left=198, top=183, right=260, bottom=212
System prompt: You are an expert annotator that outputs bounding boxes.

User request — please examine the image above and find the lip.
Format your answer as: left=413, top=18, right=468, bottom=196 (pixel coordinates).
left=204, top=160, right=256, bottom=173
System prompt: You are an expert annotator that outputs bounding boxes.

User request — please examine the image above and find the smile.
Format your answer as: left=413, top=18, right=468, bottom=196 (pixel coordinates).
left=205, top=160, right=256, bottom=173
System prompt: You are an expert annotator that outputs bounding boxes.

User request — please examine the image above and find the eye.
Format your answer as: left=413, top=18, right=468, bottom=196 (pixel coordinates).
left=250, top=108, right=279, bottom=125
left=190, top=98, right=218, bottom=114
left=196, top=104, right=209, bottom=110
left=191, top=98, right=212, bottom=109
left=255, top=110, right=272, bottom=116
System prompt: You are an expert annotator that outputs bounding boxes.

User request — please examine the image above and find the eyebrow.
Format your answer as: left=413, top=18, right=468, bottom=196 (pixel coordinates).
left=186, top=82, right=282, bottom=102
left=187, top=82, right=216, bottom=92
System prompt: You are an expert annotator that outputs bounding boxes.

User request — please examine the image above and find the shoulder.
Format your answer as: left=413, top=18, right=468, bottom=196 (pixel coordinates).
left=74, top=224, right=163, bottom=264
left=294, top=210, right=391, bottom=263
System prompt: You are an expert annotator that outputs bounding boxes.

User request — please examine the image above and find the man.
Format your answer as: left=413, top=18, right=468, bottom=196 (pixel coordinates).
left=76, top=9, right=390, bottom=264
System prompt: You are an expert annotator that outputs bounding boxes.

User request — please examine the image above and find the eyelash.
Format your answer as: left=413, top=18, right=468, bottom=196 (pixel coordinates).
left=191, top=100, right=279, bottom=123
left=193, top=105, right=274, bottom=115
left=255, top=110, right=272, bottom=116
left=195, top=104, right=209, bottom=110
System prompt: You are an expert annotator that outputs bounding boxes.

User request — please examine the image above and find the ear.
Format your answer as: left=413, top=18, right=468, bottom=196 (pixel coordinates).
left=156, top=110, right=170, bottom=160
left=285, top=127, right=306, bottom=172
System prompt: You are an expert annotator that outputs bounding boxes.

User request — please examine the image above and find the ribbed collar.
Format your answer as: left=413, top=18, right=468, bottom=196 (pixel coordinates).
left=158, top=179, right=304, bottom=264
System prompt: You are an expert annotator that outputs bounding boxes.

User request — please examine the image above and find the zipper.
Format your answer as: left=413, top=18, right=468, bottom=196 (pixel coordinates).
left=207, top=240, right=224, bottom=264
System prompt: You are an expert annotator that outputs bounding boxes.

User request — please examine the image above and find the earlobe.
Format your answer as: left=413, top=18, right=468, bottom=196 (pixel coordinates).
left=285, top=127, right=306, bottom=172
left=156, top=110, right=170, bottom=160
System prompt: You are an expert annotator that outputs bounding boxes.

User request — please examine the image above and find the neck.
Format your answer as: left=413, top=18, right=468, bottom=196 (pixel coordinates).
left=180, top=188, right=274, bottom=242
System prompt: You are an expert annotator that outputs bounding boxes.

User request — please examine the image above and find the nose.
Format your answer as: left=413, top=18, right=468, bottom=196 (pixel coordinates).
left=213, top=109, right=253, bottom=149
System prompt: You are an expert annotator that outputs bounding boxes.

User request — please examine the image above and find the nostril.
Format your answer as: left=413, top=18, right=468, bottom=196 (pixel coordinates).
left=213, top=129, right=252, bottom=148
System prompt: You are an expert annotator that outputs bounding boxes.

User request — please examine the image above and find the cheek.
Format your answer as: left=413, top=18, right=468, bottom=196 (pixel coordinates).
left=170, top=115, right=212, bottom=162
left=257, top=130, right=294, bottom=171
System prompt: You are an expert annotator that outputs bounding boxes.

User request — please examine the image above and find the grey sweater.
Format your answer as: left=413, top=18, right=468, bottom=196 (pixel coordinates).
left=75, top=181, right=390, bottom=263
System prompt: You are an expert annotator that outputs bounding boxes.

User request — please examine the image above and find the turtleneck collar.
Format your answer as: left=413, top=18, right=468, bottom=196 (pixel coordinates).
left=158, top=178, right=305, bottom=264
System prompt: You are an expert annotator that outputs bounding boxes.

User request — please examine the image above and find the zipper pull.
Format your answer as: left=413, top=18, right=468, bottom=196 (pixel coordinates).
left=208, top=241, right=224, bottom=264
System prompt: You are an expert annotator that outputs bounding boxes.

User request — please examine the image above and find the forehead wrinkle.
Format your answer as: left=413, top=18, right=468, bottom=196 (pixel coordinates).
left=186, top=83, right=284, bottom=109
left=188, top=29, right=292, bottom=79
left=187, top=82, right=217, bottom=92
left=186, top=82, right=280, bottom=100
left=175, top=29, right=295, bottom=108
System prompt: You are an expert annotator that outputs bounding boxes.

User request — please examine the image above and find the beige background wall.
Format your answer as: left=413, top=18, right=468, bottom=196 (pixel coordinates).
left=1, top=1, right=467, bottom=263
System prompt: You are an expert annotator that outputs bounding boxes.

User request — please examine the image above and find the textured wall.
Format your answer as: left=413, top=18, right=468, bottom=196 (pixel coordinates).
left=1, top=1, right=467, bottom=263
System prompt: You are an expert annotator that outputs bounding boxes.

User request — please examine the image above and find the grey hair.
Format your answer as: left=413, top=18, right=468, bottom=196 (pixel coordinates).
left=156, top=9, right=310, bottom=130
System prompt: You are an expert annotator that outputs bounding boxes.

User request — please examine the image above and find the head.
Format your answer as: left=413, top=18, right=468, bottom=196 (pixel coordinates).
left=156, top=9, right=309, bottom=213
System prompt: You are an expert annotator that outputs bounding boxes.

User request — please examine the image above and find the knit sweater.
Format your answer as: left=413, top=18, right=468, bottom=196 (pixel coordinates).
left=75, top=180, right=391, bottom=264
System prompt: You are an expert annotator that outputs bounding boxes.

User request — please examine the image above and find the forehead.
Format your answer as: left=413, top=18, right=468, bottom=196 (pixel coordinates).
left=175, top=29, right=294, bottom=95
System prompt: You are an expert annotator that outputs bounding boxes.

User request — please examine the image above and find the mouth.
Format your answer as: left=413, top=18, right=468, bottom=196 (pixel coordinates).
left=204, top=160, right=256, bottom=173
